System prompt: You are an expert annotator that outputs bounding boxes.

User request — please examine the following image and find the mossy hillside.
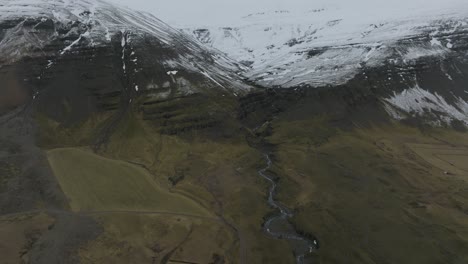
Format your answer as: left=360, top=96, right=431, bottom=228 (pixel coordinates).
left=34, top=90, right=297, bottom=263
left=265, top=117, right=468, bottom=264
left=80, top=213, right=235, bottom=264
left=36, top=112, right=112, bottom=149
left=37, top=88, right=465, bottom=263
left=102, top=112, right=297, bottom=263
left=140, top=93, right=240, bottom=137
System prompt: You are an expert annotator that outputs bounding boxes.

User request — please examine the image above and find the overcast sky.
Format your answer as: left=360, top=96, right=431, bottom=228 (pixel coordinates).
left=108, top=0, right=468, bottom=27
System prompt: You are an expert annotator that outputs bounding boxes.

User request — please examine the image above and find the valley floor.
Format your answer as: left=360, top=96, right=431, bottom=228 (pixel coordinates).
left=1, top=98, right=468, bottom=264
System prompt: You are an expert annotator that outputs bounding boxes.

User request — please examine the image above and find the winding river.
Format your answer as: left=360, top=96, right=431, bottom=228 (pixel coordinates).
left=259, top=154, right=318, bottom=264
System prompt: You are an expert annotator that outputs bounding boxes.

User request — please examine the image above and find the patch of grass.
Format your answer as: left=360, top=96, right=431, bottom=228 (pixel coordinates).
left=47, top=148, right=210, bottom=216
left=36, top=113, right=111, bottom=149
left=80, top=213, right=235, bottom=264
left=268, top=115, right=337, bottom=147
left=80, top=214, right=192, bottom=264
left=408, top=143, right=468, bottom=175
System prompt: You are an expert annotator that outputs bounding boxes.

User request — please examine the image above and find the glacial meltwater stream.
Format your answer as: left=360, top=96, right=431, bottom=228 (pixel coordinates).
left=259, top=154, right=319, bottom=264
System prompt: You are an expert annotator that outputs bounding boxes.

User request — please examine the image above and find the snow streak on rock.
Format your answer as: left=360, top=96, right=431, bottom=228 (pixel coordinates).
left=384, top=85, right=468, bottom=125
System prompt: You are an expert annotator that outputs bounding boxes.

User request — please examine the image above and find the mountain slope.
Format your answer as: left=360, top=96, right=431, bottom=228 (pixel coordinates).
left=0, top=1, right=259, bottom=263
left=0, top=0, right=251, bottom=115
left=1, top=1, right=468, bottom=264
left=185, top=7, right=468, bottom=87
left=185, top=8, right=468, bottom=127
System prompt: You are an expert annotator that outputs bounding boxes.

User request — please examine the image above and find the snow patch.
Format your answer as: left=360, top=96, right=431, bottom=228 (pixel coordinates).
left=430, top=37, right=442, bottom=47
left=201, top=71, right=226, bottom=89
left=384, top=85, right=468, bottom=125
left=121, top=32, right=127, bottom=73
left=403, top=46, right=447, bottom=61
left=446, top=40, right=454, bottom=49
left=60, top=31, right=89, bottom=55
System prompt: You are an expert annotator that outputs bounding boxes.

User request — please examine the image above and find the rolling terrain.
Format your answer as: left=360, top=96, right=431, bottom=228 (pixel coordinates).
left=0, top=0, right=468, bottom=264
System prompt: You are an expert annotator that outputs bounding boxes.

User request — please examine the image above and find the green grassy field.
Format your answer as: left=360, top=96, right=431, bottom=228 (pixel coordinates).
left=46, top=146, right=245, bottom=264
left=408, top=143, right=468, bottom=175
left=47, top=148, right=210, bottom=216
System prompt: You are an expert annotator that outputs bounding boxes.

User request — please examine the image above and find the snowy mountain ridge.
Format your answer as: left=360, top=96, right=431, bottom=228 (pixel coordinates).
left=0, top=0, right=250, bottom=93
left=184, top=6, right=468, bottom=88
left=1, top=0, right=468, bottom=128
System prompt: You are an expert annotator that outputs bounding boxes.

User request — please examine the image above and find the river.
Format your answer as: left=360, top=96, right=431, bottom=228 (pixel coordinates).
left=259, top=154, right=319, bottom=263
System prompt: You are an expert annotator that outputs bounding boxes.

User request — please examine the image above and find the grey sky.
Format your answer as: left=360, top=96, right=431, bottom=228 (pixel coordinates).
left=108, top=0, right=468, bottom=27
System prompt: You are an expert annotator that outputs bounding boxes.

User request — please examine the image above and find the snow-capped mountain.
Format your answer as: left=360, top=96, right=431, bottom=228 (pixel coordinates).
left=0, top=0, right=259, bottom=148
left=184, top=7, right=468, bottom=88
left=184, top=6, right=468, bottom=126
left=0, top=0, right=250, bottom=106
left=1, top=0, right=468, bottom=128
